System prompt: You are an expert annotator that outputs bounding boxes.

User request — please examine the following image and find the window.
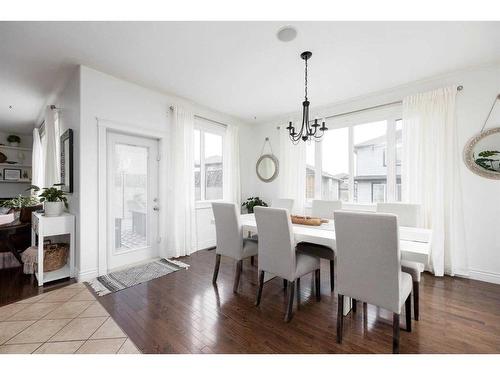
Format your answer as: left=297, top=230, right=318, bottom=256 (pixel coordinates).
left=353, top=121, right=387, bottom=203
left=321, top=127, right=349, bottom=201
left=306, top=105, right=402, bottom=205
left=305, top=141, right=315, bottom=200
left=194, top=118, right=225, bottom=201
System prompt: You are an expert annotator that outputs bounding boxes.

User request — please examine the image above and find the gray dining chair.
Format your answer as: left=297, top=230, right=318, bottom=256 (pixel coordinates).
left=334, top=211, right=412, bottom=354
left=254, top=206, right=320, bottom=322
left=212, top=202, right=258, bottom=293
left=377, top=202, right=424, bottom=320
left=296, top=199, right=342, bottom=292
left=271, top=198, right=294, bottom=212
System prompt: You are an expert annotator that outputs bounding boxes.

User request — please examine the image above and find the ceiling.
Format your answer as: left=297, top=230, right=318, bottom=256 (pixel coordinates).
left=1, top=21, right=499, bottom=132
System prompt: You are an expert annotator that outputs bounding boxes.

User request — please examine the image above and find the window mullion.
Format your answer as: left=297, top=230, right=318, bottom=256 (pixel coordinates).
left=348, top=126, right=354, bottom=203
left=386, top=119, right=396, bottom=202
left=315, top=133, right=322, bottom=199
left=200, top=130, right=206, bottom=201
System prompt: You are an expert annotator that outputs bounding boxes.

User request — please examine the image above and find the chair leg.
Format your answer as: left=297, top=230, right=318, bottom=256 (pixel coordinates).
left=329, top=260, right=335, bottom=292
left=393, top=313, right=400, bottom=354
left=233, top=260, right=243, bottom=293
left=296, top=277, right=301, bottom=306
left=413, top=281, right=420, bottom=321
left=315, top=269, right=321, bottom=301
left=255, top=270, right=265, bottom=306
left=352, top=298, right=357, bottom=313
left=212, top=254, right=221, bottom=284
left=405, top=294, right=412, bottom=332
left=283, top=279, right=288, bottom=290
left=250, top=256, right=254, bottom=266
left=284, top=281, right=295, bottom=322
left=336, top=294, right=344, bottom=343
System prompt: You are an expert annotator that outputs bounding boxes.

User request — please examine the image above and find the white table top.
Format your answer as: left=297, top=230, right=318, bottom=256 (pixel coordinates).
left=240, top=214, right=431, bottom=263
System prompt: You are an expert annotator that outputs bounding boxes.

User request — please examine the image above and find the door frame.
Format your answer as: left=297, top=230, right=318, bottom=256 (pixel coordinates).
left=97, top=118, right=168, bottom=276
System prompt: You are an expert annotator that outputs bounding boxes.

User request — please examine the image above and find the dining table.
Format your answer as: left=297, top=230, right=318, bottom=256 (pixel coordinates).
left=238, top=213, right=432, bottom=315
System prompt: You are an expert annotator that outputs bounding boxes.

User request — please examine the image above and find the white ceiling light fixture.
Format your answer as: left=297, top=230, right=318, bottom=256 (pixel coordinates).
left=277, top=26, right=297, bottom=42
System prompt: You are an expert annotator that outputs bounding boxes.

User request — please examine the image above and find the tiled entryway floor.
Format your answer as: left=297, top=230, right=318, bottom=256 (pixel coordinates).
left=0, top=282, right=140, bottom=354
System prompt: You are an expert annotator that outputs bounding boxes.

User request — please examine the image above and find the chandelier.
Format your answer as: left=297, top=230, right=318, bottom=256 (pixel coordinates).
left=286, top=51, right=328, bottom=144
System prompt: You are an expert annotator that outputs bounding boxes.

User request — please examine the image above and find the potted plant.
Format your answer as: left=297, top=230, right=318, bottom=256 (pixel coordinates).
left=1, top=194, right=41, bottom=223
left=241, top=196, right=268, bottom=214
left=7, top=135, right=21, bottom=147
left=28, top=184, right=68, bottom=217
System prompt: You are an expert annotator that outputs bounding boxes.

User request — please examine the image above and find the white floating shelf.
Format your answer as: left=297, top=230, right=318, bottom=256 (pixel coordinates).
left=0, top=163, right=32, bottom=167
left=0, top=145, right=32, bottom=152
left=0, top=180, right=31, bottom=183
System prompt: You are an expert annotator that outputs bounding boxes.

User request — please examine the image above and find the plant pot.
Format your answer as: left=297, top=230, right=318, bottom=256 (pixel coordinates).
left=44, top=201, right=64, bottom=217
left=9, top=142, right=20, bottom=147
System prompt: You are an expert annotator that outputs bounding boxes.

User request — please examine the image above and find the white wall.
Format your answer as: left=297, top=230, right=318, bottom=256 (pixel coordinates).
left=52, top=68, right=81, bottom=270
left=242, top=64, right=500, bottom=284
left=77, top=66, right=252, bottom=280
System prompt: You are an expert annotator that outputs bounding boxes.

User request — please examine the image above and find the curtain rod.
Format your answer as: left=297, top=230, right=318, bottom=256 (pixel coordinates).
left=323, top=85, right=463, bottom=121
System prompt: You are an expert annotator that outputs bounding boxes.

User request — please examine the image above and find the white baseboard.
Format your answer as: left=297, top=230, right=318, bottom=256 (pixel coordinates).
left=76, top=268, right=98, bottom=282
left=467, top=269, right=500, bottom=285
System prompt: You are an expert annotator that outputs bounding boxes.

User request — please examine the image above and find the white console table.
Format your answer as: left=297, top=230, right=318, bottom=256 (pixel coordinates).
left=31, top=212, right=75, bottom=286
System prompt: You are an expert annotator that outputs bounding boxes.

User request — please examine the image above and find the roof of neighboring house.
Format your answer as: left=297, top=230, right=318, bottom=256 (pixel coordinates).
left=306, top=165, right=341, bottom=181
left=354, top=129, right=401, bottom=149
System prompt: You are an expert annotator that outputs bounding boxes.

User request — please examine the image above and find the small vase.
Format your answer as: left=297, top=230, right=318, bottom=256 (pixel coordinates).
left=44, top=201, right=64, bottom=217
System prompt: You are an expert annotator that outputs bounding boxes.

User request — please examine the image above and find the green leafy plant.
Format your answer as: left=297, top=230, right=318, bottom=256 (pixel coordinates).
left=241, top=196, right=268, bottom=214
left=27, top=183, right=68, bottom=208
left=475, top=150, right=500, bottom=171
left=7, top=135, right=21, bottom=143
left=1, top=194, right=39, bottom=209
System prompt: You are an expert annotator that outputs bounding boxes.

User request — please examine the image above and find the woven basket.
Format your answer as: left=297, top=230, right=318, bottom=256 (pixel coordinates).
left=44, top=243, right=69, bottom=272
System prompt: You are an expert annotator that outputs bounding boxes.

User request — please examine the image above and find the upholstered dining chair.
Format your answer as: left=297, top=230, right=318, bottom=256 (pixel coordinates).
left=334, top=211, right=413, bottom=354
left=311, top=199, right=342, bottom=219
left=376, top=202, right=424, bottom=320
left=212, top=202, right=258, bottom=293
left=296, top=199, right=342, bottom=292
left=271, top=198, right=295, bottom=212
left=254, top=206, right=321, bottom=322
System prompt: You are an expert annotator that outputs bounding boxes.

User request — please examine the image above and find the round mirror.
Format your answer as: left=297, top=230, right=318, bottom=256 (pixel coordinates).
left=256, top=154, right=279, bottom=182
left=463, top=127, right=500, bottom=179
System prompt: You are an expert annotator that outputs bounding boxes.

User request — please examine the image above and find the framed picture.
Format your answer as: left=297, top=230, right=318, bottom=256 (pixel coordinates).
left=60, top=129, right=74, bottom=193
left=3, top=168, right=21, bottom=180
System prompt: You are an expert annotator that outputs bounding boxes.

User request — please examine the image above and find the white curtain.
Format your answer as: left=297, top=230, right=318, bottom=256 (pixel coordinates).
left=223, top=124, right=241, bottom=207
left=166, top=106, right=197, bottom=257
left=31, top=128, right=44, bottom=190
left=402, top=86, right=467, bottom=276
left=43, top=106, right=60, bottom=187
left=278, top=127, right=306, bottom=214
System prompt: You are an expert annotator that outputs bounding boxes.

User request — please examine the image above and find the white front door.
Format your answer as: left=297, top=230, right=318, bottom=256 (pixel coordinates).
left=107, top=132, right=160, bottom=271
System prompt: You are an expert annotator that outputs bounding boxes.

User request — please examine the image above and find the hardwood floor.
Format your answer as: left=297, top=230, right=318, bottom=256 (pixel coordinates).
left=0, top=251, right=75, bottom=307
left=98, top=250, right=500, bottom=354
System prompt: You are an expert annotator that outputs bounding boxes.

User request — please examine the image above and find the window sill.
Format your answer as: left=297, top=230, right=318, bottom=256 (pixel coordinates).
left=195, top=200, right=224, bottom=210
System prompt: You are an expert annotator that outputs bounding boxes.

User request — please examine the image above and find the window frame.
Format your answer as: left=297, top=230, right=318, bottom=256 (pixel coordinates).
left=307, top=105, right=402, bottom=207
left=194, top=117, right=226, bottom=205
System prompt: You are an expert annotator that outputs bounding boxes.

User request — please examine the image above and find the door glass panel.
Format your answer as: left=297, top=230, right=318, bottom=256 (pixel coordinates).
left=112, top=143, right=149, bottom=251
left=194, top=129, right=201, bottom=201
left=305, top=141, right=315, bottom=200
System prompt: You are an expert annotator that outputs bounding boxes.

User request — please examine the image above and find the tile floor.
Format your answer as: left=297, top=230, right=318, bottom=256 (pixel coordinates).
left=0, top=282, right=141, bottom=354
